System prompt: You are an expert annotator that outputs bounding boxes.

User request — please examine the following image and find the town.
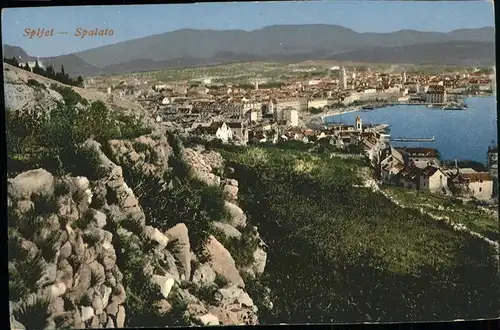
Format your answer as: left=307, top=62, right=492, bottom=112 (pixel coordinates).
left=74, top=63, right=496, bottom=203
left=11, top=59, right=498, bottom=203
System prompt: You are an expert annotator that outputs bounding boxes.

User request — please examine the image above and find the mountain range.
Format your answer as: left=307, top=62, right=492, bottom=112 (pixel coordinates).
left=3, top=24, right=495, bottom=77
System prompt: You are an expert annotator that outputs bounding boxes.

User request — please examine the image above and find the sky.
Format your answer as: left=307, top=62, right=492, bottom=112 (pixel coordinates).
left=1, top=1, right=495, bottom=57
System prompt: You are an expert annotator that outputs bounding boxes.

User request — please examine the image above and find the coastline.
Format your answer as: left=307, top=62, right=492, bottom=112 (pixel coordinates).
left=301, top=106, right=363, bottom=127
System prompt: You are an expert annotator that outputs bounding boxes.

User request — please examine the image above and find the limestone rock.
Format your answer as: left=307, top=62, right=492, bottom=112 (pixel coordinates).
left=219, top=285, right=254, bottom=308
left=155, top=299, right=172, bottom=314
left=204, top=235, right=244, bottom=288
left=252, top=248, right=267, bottom=276
left=224, top=202, right=247, bottom=228
left=212, top=222, right=242, bottom=239
left=116, top=306, right=126, bottom=328
left=223, top=185, right=239, bottom=201
left=80, top=306, right=94, bottom=322
left=192, top=263, right=216, bottom=286
left=49, top=282, right=67, bottom=298
left=198, top=313, right=220, bottom=326
left=151, top=274, right=175, bottom=298
left=165, top=223, right=191, bottom=280
left=144, top=225, right=169, bottom=249
left=91, top=210, right=107, bottom=228
left=8, top=169, right=55, bottom=200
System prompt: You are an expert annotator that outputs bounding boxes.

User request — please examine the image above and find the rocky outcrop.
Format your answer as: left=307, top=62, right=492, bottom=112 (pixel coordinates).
left=8, top=137, right=270, bottom=328
left=184, top=147, right=224, bottom=186
left=106, top=135, right=172, bottom=177
left=8, top=169, right=125, bottom=329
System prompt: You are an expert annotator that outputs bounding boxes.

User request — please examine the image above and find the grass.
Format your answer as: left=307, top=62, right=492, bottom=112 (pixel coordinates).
left=215, top=142, right=499, bottom=322
left=382, top=186, right=499, bottom=241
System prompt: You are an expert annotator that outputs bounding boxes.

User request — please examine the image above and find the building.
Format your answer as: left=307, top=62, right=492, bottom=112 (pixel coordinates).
left=419, top=166, right=449, bottom=194
left=449, top=171, right=493, bottom=201
left=18, top=60, right=44, bottom=71
left=283, top=108, right=299, bottom=127
left=355, top=116, right=363, bottom=132
left=425, top=90, right=447, bottom=104
left=487, top=145, right=498, bottom=197
left=340, top=66, right=348, bottom=90
left=396, top=147, right=441, bottom=169
left=215, top=123, right=234, bottom=143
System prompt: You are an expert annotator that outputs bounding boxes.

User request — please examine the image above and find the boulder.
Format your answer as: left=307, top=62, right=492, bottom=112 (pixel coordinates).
left=204, top=236, right=244, bottom=288
left=192, top=263, right=216, bottom=286
left=144, top=225, right=169, bottom=249
left=155, top=299, right=172, bottom=314
left=224, top=202, right=247, bottom=228
left=198, top=313, right=220, bottom=326
left=8, top=169, right=54, bottom=200
left=151, top=274, right=175, bottom=298
left=80, top=306, right=94, bottom=322
left=219, top=285, right=254, bottom=308
left=49, top=282, right=67, bottom=298
left=223, top=185, right=238, bottom=201
left=91, top=210, right=107, bottom=228
left=164, top=223, right=191, bottom=280
left=212, top=222, right=241, bottom=239
left=226, top=179, right=239, bottom=187
left=116, top=306, right=126, bottom=328
left=252, top=248, right=267, bottom=276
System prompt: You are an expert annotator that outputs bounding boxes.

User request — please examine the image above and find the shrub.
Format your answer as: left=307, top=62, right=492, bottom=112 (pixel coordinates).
left=27, top=79, right=46, bottom=89
left=13, top=294, right=51, bottom=330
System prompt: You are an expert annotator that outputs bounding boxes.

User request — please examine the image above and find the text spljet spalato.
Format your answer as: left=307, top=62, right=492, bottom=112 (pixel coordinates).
left=23, top=28, right=115, bottom=39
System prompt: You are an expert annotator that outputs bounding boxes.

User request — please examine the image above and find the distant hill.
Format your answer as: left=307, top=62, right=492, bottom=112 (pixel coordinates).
left=3, top=25, right=495, bottom=76
left=3, top=45, right=103, bottom=77
left=326, top=41, right=496, bottom=66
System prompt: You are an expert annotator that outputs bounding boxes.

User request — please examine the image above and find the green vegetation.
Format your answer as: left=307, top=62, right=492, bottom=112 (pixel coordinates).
left=6, top=94, right=150, bottom=177
left=382, top=186, right=498, bottom=241
left=119, top=135, right=228, bottom=251
left=27, top=79, right=46, bottom=90
left=211, top=223, right=260, bottom=268
left=3, top=57, right=84, bottom=87
left=216, top=143, right=499, bottom=322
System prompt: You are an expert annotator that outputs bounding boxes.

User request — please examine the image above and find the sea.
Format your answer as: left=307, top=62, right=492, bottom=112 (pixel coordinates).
left=326, top=96, right=497, bottom=164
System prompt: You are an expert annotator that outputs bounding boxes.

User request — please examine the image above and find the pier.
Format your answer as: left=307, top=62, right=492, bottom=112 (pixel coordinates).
left=390, top=136, right=435, bottom=142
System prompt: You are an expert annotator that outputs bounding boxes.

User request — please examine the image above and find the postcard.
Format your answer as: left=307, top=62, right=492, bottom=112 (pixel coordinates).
left=3, top=1, right=498, bottom=327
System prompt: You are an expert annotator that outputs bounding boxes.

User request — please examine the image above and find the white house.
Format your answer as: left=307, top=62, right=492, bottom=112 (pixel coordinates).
left=283, top=108, right=299, bottom=127
left=461, top=172, right=493, bottom=201
left=419, top=166, right=449, bottom=194
left=215, top=123, right=234, bottom=143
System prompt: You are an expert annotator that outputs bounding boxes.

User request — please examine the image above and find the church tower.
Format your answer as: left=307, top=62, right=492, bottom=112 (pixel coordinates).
left=355, top=116, right=362, bottom=132
left=340, top=66, right=347, bottom=90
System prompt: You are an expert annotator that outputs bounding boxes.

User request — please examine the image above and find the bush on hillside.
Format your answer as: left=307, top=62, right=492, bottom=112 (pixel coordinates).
left=27, top=79, right=46, bottom=89
left=6, top=100, right=151, bottom=177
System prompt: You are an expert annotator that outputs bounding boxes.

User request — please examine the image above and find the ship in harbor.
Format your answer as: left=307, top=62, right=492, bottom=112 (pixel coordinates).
left=442, top=102, right=466, bottom=110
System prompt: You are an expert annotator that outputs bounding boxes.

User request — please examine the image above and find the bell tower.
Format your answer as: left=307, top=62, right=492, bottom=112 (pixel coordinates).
left=355, top=116, right=362, bottom=132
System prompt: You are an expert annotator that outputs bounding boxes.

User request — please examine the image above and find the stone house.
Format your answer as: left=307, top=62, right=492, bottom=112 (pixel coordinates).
left=448, top=171, right=493, bottom=201
left=418, top=165, right=449, bottom=194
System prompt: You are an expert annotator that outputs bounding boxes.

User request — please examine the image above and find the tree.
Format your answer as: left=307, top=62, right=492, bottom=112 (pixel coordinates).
left=32, top=61, right=43, bottom=75
left=45, top=65, right=56, bottom=79
left=76, top=76, right=84, bottom=88
left=23, top=63, right=31, bottom=72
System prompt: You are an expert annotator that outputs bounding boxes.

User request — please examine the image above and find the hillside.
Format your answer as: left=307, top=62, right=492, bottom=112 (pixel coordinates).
left=4, top=63, right=143, bottom=116
left=3, top=25, right=494, bottom=76
left=7, top=70, right=271, bottom=328
left=214, top=143, right=499, bottom=322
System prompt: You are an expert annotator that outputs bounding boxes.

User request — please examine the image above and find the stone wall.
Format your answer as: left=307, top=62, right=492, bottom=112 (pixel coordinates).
left=8, top=135, right=270, bottom=329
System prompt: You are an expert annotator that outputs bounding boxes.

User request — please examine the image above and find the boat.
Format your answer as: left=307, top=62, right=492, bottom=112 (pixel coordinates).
left=442, top=102, right=465, bottom=110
